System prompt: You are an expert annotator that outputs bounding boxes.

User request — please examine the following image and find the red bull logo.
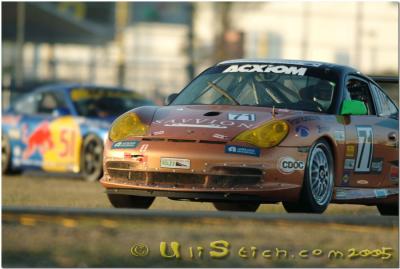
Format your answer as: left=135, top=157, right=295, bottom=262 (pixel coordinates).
left=22, top=121, right=54, bottom=159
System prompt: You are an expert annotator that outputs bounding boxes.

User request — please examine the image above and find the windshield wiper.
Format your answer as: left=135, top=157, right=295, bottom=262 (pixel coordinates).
left=207, top=81, right=240, bottom=105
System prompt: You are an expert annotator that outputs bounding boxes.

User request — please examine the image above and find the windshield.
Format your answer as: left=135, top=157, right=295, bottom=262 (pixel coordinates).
left=70, top=88, right=154, bottom=117
left=171, top=64, right=338, bottom=113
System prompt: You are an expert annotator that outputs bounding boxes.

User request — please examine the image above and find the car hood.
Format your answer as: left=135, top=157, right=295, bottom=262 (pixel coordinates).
left=148, top=105, right=300, bottom=141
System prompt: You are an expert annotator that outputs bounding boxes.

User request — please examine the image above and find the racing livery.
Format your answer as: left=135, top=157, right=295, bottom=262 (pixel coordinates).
left=100, top=59, right=399, bottom=215
left=2, top=84, right=154, bottom=181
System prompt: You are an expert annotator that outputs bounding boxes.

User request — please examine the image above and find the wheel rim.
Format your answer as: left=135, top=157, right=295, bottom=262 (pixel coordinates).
left=84, top=139, right=102, bottom=175
left=309, top=143, right=333, bottom=206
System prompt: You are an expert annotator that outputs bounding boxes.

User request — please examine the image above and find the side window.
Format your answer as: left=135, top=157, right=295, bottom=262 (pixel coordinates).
left=345, top=78, right=376, bottom=115
left=14, top=93, right=40, bottom=115
left=37, top=91, right=68, bottom=115
left=370, top=84, right=398, bottom=117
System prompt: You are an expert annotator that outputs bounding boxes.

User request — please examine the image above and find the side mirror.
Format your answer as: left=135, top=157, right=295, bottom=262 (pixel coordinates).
left=340, top=100, right=368, bottom=115
left=52, top=107, right=71, bottom=117
left=165, top=93, right=178, bottom=105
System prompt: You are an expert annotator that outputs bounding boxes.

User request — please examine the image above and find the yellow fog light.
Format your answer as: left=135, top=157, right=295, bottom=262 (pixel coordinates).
left=109, top=112, right=149, bottom=142
left=233, top=120, right=289, bottom=148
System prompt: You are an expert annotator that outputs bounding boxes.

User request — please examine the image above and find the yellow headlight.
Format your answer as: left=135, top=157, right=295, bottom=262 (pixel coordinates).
left=233, top=120, right=289, bottom=148
left=109, top=112, right=149, bottom=142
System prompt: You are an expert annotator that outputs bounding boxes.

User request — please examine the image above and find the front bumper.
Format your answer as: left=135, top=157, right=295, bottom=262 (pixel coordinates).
left=100, top=139, right=307, bottom=202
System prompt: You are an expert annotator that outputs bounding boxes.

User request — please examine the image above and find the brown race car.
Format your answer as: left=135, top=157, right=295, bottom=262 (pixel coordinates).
left=100, top=59, right=399, bottom=215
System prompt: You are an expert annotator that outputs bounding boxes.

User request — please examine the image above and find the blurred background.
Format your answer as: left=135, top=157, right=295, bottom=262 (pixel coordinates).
left=2, top=1, right=398, bottom=108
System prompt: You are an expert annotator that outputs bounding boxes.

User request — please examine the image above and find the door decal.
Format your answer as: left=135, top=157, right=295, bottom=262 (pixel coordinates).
left=355, top=126, right=373, bottom=172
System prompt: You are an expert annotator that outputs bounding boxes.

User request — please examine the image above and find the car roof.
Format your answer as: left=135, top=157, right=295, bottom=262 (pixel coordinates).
left=217, top=58, right=360, bottom=74
left=33, top=83, right=133, bottom=92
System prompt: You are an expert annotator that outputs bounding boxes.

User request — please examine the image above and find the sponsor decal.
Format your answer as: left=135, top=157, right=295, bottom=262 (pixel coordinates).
left=22, top=122, right=54, bottom=160
left=278, top=157, right=305, bottom=174
left=295, top=125, right=310, bottom=137
left=152, top=130, right=165, bottom=136
left=341, top=172, right=350, bottom=186
left=390, top=165, right=398, bottom=184
left=222, top=64, right=307, bottom=76
left=212, top=133, right=228, bottom=139
left=109, top=151, right=124, bottom=158
left=288, top=116, right=320, bottom=125
left=374, top=189, right=388, bottom=198
left=344, top=159, right=355, bottom=170
left=139, top=144, right=149, bottom=153
left=356, top=179, right=369, bottom=185
left=112, top=140, right=140, bottom=149
left=228, top=113, right=256, bottom=121
left=165, top=123, right=227, bottom=129
left=225, top=145, right=260, bottom=157
left=160, top=158, right=190, bottom=169
left=334, top=131, right=345, bottom=142
left=354, top=126, right=373, bottom=173
left=345, top=145, right=355, bottom=157
left=317, top=125, right=330, bottom=133
left=371, top=158, right=383, bottom=173
left=155, top=119, right=254, bottom=129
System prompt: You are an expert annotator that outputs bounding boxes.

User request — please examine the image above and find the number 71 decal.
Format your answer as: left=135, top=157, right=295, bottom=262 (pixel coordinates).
left=355, top=126, right=373, bottom=172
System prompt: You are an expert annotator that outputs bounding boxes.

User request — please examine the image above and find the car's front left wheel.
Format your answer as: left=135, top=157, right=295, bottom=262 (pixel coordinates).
left=283, top=139, right=334, bottom=214
left=377, top=204, right=398, bottom=216
left=80, top=134, right=103, bottom=182
left=107, top=194, right=155, bottom=209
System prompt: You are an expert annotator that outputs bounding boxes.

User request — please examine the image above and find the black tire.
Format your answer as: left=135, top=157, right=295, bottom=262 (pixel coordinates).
left=213, top=202, right=260, bottom=212
left=377, top=204, right=398, bottom=216
left=283, top=139, right=334, bottom=214
left=2, top=135, right=21, bottom=175
left=107, top=194, right=154, bottom=209
left=80, top=134, right=103, bottom=182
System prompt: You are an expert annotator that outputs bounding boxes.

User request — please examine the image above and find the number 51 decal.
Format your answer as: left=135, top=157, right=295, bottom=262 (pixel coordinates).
left=355, top=126, right=373, bottom=172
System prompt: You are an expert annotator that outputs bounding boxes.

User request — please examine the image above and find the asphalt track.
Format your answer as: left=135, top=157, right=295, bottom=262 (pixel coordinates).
left=3, top=206, right=398, bottom=227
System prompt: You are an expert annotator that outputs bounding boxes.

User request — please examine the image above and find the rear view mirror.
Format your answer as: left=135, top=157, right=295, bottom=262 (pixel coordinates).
left=340, top=100, right=368, bottom=115
left=165, top=93, right=178, bottom=105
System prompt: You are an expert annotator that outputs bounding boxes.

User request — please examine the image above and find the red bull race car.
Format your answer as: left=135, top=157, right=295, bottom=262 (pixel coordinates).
left=2, top=84, right=154, bottom=181
left=100, top=59, right=399, bottom=215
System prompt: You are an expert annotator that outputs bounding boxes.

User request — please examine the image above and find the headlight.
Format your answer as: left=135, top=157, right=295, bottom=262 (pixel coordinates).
left=233, top=120, right=289, bottom=148
left=109, top=112, right=149, bottom=142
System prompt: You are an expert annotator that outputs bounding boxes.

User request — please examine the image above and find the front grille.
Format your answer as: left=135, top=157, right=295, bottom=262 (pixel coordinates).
left=209, top=175, right=262, bottom=188
left=107, top=161, right=136, bottom=170
left=147, top=172, right=205, bottom=187
left=106, top=161, right=263, bottom=189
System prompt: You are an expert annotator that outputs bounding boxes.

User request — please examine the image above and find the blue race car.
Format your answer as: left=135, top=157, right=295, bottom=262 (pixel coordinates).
left=2, top=83, right=154, bottom=181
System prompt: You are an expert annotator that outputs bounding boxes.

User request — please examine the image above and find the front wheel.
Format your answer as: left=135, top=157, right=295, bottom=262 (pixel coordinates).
left=213, top=202, right=260, bottom=212
left=80, top=134, right=103, bottom=182
left=107, top=194, right=154, bottom=209
left=283, top=139, right=334, bottom=214
left=377, top=204, right=398, bottom=216
left=2, top=135, right=21, bottom=175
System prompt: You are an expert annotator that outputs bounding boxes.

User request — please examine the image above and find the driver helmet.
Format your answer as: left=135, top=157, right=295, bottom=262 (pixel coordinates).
left=313, top=80, right=333, bottom=109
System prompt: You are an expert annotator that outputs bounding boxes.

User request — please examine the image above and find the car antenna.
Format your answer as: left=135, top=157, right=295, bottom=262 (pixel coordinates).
left=272, top=106, right=276, bottom=118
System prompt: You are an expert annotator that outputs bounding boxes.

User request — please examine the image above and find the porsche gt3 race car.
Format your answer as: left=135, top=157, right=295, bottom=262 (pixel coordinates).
left=2, top=84, right=154, bottom=181
left=101, top=59, right=399, bottom=215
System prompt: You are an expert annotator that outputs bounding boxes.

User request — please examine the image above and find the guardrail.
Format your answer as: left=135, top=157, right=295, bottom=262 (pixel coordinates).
left=2, top=206, right=398, bottom=227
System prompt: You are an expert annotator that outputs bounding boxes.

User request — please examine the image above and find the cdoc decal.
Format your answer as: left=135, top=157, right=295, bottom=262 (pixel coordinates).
left=278, top=157, right=305, bottom=174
